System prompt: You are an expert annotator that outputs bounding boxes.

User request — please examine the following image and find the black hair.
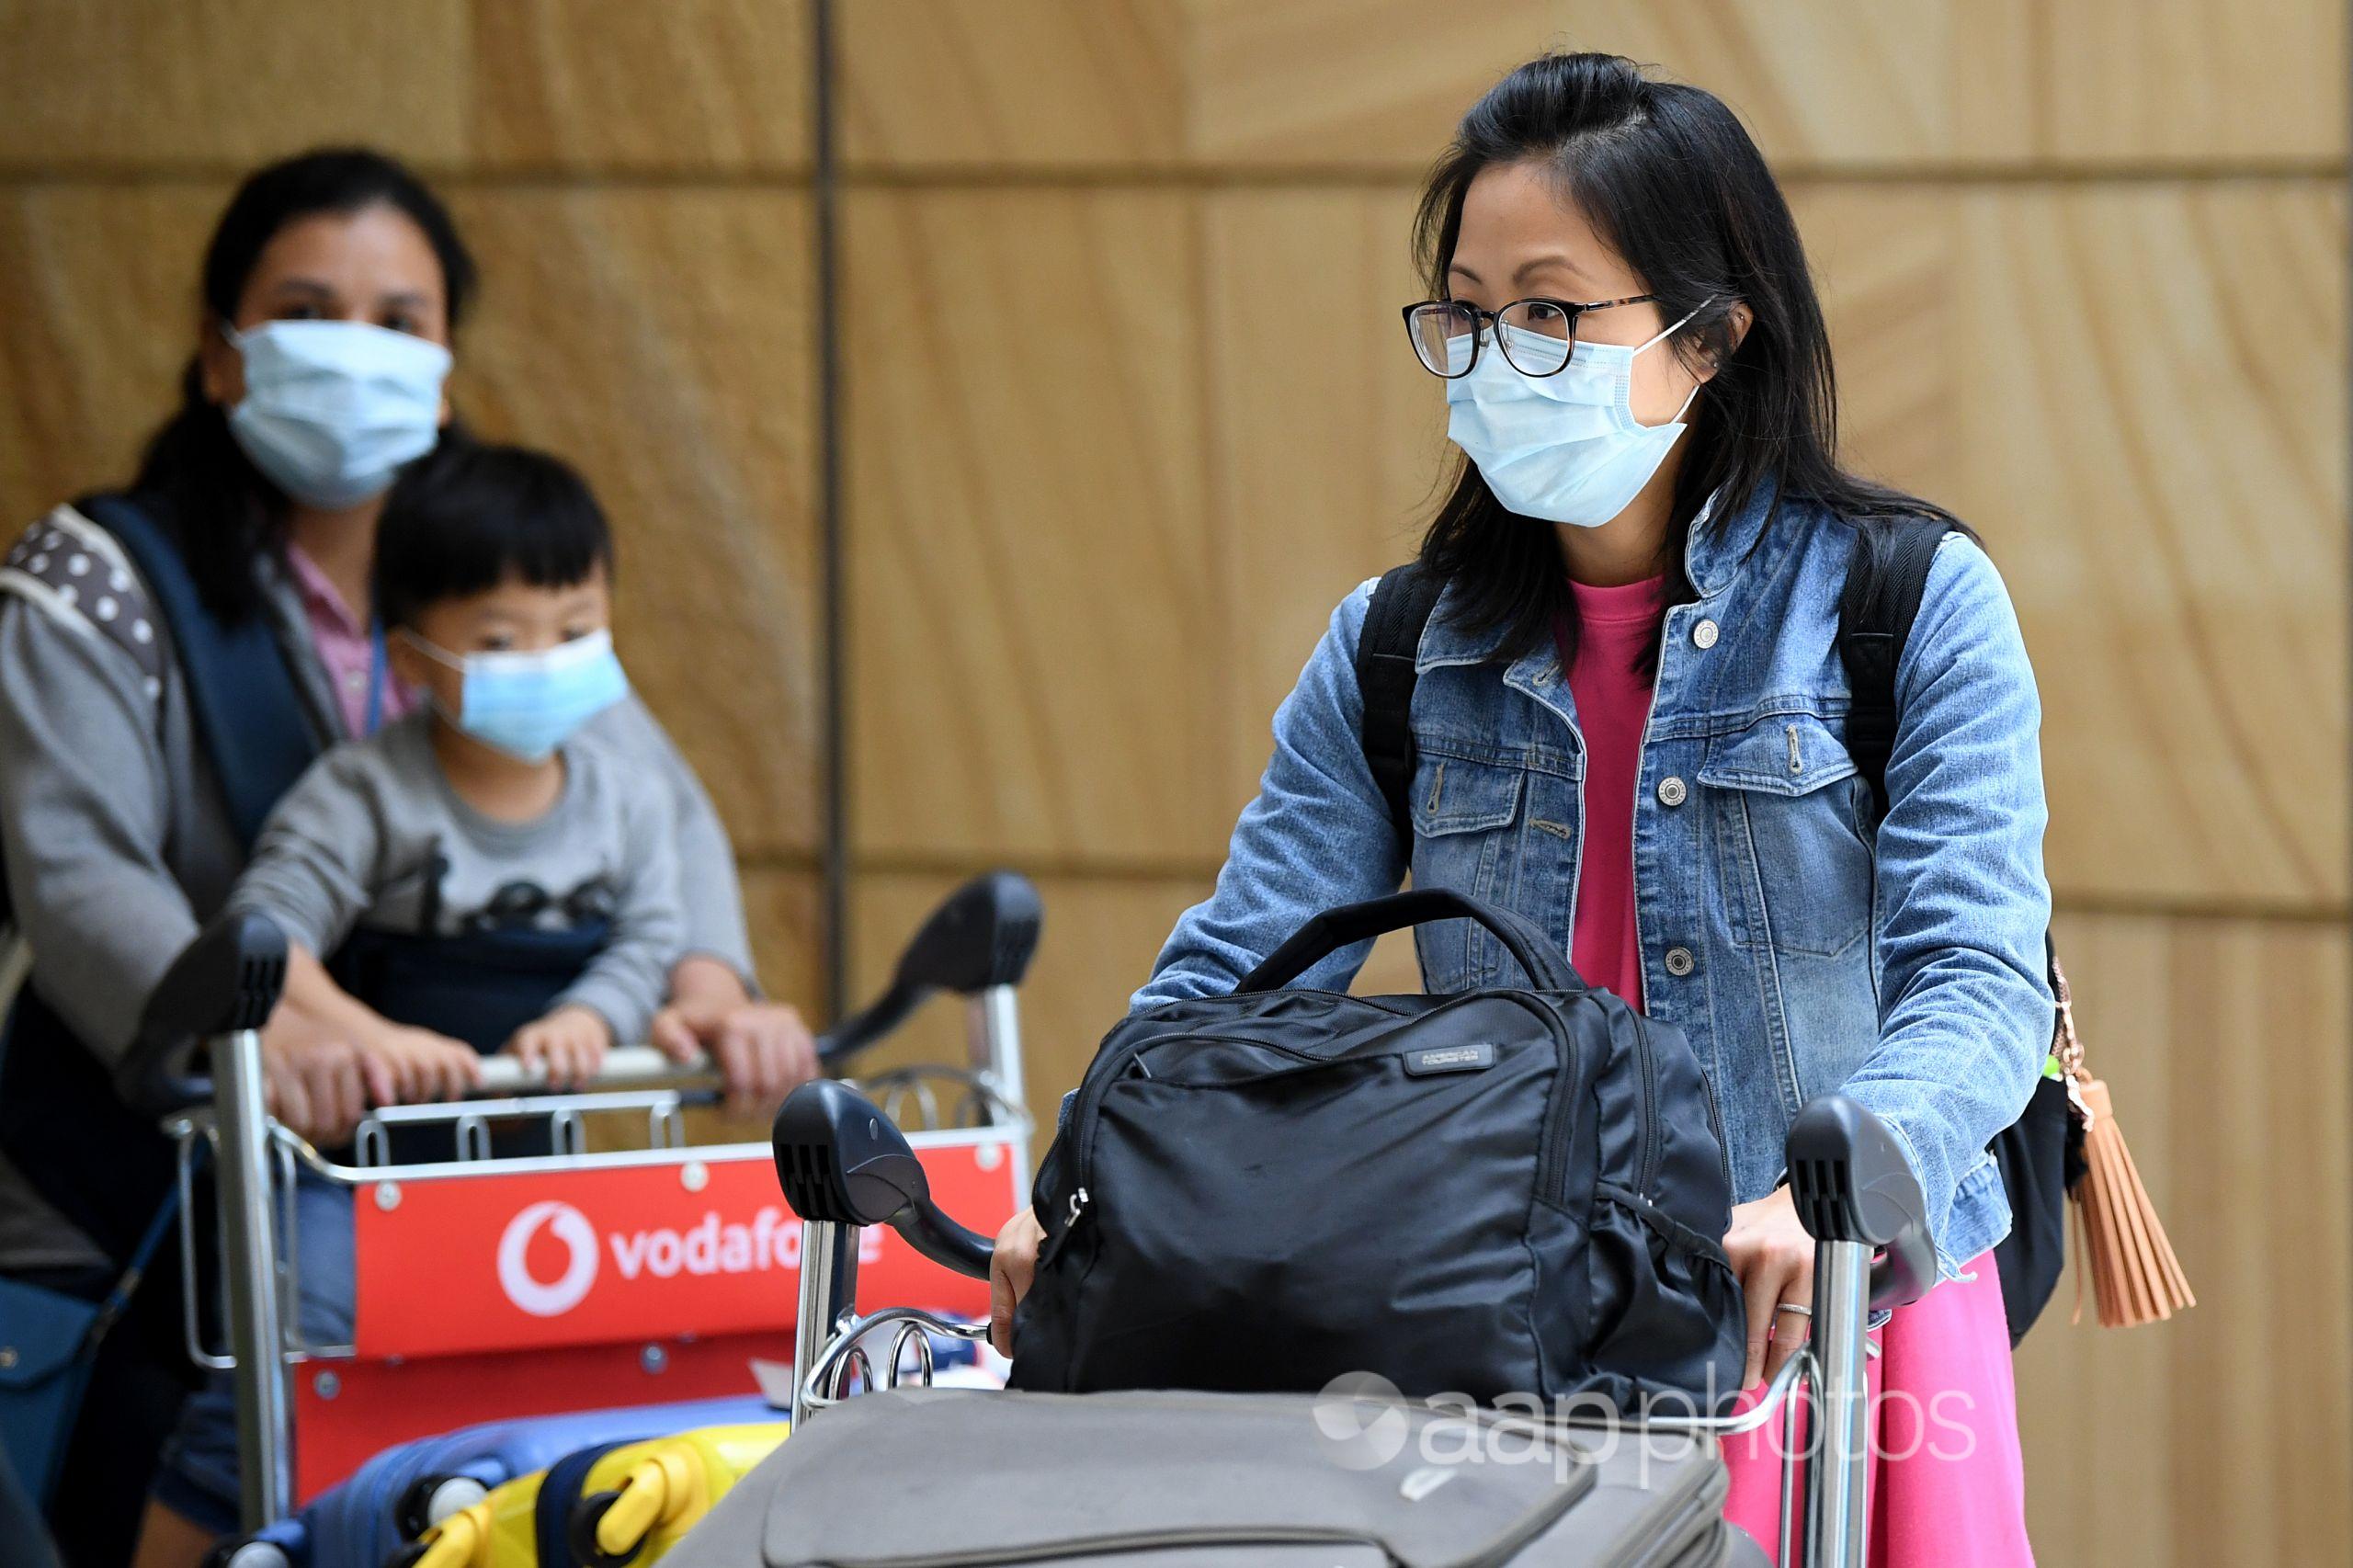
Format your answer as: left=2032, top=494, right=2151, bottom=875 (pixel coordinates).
left=373, top=442, right=614, bottom=632
left=1412, top=52, right=1964, bottom=666
left=132, top=147, right=478, bottom=621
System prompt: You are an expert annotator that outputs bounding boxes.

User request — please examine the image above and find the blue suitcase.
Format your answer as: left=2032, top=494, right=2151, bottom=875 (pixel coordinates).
left=209, top=1393, right=779, bottom=1568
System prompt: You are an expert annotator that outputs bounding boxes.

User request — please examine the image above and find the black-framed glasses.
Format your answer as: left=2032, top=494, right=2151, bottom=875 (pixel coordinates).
left=1402, top=294, right=1659, bottom=378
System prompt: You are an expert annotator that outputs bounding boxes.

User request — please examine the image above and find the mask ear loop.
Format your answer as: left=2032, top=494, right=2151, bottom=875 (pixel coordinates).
left=1635, top=297, right=1717, bottom=425
left=393, top=629, right=474, bottom=729
left=394, top=627, right=466, bottom=672
left=1634, top=296, right=1714, bottom=356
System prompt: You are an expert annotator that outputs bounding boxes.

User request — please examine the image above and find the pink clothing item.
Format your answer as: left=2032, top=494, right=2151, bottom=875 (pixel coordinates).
left=284, top=543, right=415, bottom=741
left=1719, top=1252, right=2033, bottom=1565
left=1553, top=577, right=2032, bottom=1564
left=1554, top=574, right=1666, bottom=1009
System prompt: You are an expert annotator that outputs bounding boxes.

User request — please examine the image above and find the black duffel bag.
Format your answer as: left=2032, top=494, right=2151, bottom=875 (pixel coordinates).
left=1009, top=889, right=1747, bottom=1414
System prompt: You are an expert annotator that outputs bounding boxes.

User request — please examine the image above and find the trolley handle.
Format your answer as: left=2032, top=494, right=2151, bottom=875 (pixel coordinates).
left=773, top=1079, right=994, bottom=1278
left=467, top=1045, right=713, bottom=1096
left=119, top=870, right=1044, bottom=1115
left=816, top=870, right=1042, bottom=1069
left=1783, top=1091, right=1935, bottom=1312
left=116, top=911, right=289, bottom=1117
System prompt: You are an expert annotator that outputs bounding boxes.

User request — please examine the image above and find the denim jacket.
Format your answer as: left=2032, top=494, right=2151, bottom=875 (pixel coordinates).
left=1133, top=484, right=2054, bottom=1280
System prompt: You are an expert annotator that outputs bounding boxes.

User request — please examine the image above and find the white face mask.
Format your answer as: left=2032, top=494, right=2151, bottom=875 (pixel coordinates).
left=226, top=319, right=452, bottom=510
left=1443, top=301, right=1709, bottom=528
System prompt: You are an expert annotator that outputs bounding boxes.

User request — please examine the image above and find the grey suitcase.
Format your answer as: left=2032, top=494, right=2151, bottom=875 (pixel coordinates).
left=665, top=1385, right=1761, bottom=1567
left=728, top=1077, right=1937, bottom=1568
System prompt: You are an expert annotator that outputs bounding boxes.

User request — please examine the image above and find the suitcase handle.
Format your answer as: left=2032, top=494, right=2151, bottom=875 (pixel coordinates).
left=1236, top=888, right=1584, bottom=994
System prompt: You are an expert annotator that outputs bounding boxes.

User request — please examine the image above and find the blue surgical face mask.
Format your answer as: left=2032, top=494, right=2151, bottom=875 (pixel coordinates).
left=1443, top=301, right=1709, bottom=528
left=226, top=319, right=452, bottom=509
left=403, top=628, right=630, bottom=763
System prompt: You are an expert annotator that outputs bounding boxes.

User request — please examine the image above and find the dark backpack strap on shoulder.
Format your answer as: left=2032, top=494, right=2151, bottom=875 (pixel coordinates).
left=1836, top=515, right=1949, bottom=817
left=1356, top=563, right=1441, bottom=847
left=76, top=494, right=322, bottom=851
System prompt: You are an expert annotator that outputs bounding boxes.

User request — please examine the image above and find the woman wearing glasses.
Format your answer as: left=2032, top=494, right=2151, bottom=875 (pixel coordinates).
left=995, top=52, right=2048, bottom=1563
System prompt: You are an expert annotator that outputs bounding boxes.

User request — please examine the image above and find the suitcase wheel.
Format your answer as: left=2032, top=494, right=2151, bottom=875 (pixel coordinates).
left=205, top=1541, right=291, bottom=1568
left=396, top=1473, right=490, bottom=1540
left=568, top=1490, right=643, bottom=1568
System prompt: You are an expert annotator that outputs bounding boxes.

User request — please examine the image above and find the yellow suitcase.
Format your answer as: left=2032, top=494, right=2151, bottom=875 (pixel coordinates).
left=402, top=1421, right=788, bottom=1568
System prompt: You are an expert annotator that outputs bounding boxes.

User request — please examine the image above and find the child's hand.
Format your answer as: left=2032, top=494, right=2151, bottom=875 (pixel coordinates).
left=506, top=1005, right=613, bottom=1091
left=357, top=1025, right=483, bottom=1106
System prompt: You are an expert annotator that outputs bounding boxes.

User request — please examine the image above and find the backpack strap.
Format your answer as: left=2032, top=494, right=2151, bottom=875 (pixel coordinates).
left=1356, top=563, right=1442, bottom=846
left=1836, top=516, right=1949, bottom=818
left=74, top=494, right=323, bottom=851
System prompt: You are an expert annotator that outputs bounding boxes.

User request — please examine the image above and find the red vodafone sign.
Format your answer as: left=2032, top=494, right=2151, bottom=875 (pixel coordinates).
left=351, top=1134, right=1018, bottom=1360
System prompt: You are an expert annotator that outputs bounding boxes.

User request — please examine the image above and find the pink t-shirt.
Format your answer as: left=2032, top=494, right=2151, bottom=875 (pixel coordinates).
left=1554, top=574, right=1666, bottom=1010
left=284, top=543, right=415, bottom=741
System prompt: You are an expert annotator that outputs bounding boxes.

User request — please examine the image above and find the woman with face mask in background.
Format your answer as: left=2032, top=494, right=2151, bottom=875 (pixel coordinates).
left=0, top=150, right=817, bottom=1568
left=990, top=55, right=2048, bottom=1565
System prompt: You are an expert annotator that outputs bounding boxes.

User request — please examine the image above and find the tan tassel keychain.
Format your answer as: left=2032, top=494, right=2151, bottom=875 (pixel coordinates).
left=2053, top=959, right=2195, bottom=1328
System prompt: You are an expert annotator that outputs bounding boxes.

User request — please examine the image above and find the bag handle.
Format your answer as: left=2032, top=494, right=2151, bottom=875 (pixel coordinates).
left=1236, top=888, right=1584, bottom=994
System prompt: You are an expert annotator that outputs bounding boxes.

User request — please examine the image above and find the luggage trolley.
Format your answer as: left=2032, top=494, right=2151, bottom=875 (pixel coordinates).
left=742, top=1078, right=1937, bottom=1568
left=116, top=874, right=1044, bottom=1554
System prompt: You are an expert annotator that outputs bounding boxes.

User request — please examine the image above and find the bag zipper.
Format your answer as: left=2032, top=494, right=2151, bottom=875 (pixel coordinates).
left=1533, top=994, right=1663, bottom=1204
left=1631, top=1006, right=1661, bottom=1199
left=1063, top=1035, right=1150, bottom=1237
left=1055, top=1033, right=1367, bottom=1253
left=1515, top=994, right=1584, bottom=1206
left=1071, top=1013, right=1573, bottom=1238
left=847, top=1434, right=1592, bottom=1567
left=846, top=1521, right=1547, bottom=1568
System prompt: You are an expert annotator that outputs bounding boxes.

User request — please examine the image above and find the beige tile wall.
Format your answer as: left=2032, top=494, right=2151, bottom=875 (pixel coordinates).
left=0, top=4, right=2340, bottom=1559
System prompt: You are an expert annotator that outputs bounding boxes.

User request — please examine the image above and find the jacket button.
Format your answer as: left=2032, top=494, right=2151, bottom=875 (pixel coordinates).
left=1691, top=619, right=1719, bottom=649
left=1655, top=776, right=1687, bottom=807
left=1664, top=946, right=1696, bottom=977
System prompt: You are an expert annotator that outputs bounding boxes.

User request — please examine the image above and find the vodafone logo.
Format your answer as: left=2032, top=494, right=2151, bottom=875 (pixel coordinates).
left=497, top=1200, right=601, bottom=1317
left=489, top=1199, right=882, bottom=1320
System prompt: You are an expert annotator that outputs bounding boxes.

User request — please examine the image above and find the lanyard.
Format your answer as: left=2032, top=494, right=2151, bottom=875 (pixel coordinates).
left=364, top=624, right=389, bottom=737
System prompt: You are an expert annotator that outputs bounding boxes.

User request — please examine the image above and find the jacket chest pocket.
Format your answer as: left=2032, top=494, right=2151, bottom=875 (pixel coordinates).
left=1699, top=714, right=1873, bottom=960
left=1408, top=752, right=1526, bottom=990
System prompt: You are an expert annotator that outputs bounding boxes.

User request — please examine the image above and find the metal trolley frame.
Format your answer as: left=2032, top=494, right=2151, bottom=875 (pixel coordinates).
left=120, top=874, right=1042, bottom=1534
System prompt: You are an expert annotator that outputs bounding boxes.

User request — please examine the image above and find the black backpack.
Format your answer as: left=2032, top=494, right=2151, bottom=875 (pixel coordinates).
left=1356, top=519, right=2075, bottom=1346
left=1011, top=887, right=1747, bottom=1412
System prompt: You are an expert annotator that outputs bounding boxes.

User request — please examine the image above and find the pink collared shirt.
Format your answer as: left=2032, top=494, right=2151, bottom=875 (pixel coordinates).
left=284, top=543, right=415, bottom=741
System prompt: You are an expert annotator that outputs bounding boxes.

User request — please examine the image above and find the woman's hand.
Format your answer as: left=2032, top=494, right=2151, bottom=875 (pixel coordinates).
left=1723, top=1185, right=1816, bottom=1389
left=652, top=956, right=822, bottom=1115
left=987, top=1206, right=1046, bottom=1358
left=506, top=1005, right=613, bottom=1091
left=355, top=1024, right=482, bottom=1105
left=257, top=1006, right=370, bottom=1144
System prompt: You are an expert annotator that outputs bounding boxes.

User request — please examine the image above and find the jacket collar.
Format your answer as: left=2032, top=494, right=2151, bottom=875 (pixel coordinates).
left=1413, top=479, right=1779, bottom=673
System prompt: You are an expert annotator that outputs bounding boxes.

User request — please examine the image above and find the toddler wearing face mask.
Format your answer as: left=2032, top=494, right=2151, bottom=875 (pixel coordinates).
left=226, top=441, right=678, bottom=1096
